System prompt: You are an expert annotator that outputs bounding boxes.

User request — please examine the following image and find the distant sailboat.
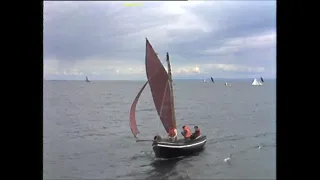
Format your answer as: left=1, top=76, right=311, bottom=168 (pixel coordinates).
left=203, top=79, right=207, bottom=83
left=260, top=77, right=264, bottom=83
left=252, top=78, right=262, bottom=86
left=210, top=77, right=214, bottom=83
left=85, top=76, right=90, bottom=82
left=225, top=82, right=231, bottom=86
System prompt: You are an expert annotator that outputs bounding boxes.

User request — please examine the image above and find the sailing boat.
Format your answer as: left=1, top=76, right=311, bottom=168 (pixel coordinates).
left=203, top=78, right=207, bottom=83
left=85, top=76, right=90, bottom=82
left=260, top=77, right=264, bottom=83
left=210, top=77, right=214, bottom=83
left=129, top=39, right=207, bottom=159
left=252, top=78, right=262, bottom=86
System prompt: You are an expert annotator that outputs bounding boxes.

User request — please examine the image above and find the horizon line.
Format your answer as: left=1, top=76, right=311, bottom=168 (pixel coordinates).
left=44, top=78, right=276, bottom=81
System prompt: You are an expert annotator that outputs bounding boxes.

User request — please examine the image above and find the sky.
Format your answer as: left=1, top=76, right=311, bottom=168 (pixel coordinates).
left=43, top=1, right=276, bottom=80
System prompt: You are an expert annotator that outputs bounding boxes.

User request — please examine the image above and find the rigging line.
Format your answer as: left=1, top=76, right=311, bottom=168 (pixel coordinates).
left=155, top=54, right=168, bottom=136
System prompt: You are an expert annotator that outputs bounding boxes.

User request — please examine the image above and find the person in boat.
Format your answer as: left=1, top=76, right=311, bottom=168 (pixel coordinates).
left=154, top=134, right=162, bottom=141
left=190, top=126, right=201, bottom=139
left=167, top=127, right=178, bottom=141
left=181, top=125, right=192, bottom=139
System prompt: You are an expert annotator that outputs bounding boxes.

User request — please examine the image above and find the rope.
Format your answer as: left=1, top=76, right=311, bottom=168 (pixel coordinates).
left=154, top=54, right=168, bottom=138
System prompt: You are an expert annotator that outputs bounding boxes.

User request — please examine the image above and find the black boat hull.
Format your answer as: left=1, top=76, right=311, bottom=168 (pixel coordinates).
left=152, top=136, right=207, bottom=159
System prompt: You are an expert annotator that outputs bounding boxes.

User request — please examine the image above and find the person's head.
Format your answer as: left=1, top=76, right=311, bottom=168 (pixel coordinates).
left=194, top=126, right=199, bottom=130
left=182, top=126, right=185, bottom=129
left=154, top=135, right=161, bottom=140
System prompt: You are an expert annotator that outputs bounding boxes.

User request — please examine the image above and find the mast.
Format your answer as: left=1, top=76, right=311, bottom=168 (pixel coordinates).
left=166, top=52, right=177, bottom=128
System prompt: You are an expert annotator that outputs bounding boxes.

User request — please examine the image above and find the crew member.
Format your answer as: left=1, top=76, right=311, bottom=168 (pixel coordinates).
left=181, top=125, right=192, bottom=139
left=168, top=127, right=178, bottom=141
left=154, top=134, right=162, bottom=141
left=190, top=126, right=201, bottom=139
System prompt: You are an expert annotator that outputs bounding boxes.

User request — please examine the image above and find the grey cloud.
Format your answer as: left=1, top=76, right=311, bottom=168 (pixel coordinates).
left=44, top=2, right=175, bottom=62
left=44, top=1, right=276, bottom=79
left=169, top=1, right=276, bottom=53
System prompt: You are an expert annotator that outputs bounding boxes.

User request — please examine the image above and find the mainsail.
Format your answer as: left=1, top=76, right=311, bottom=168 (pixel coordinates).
left=129, top=39, right=176, bottom=138
left=260, top=77, right=264, bottom=83
left=145, top=39, right=176, bottom=133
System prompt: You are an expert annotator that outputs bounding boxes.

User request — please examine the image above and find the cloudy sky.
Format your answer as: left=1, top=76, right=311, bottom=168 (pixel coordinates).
left=44, top=1, right=276, bottom=80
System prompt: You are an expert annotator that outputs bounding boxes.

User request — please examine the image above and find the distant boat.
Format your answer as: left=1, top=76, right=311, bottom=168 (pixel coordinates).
left=260, top=77, right=264, bottom=83
left=129, top=38, right=207, bottom=159
left=210, top=77, right=214, bottom=83
left=203, top=79, right=207, bottom=83
left=85, top=76, right=90, bottom=82
left=252, top=78, right=262, bottom=86
left=225, top=82, right=231, bottom=86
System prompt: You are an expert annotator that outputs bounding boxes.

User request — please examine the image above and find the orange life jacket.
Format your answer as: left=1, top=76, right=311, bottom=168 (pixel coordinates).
left=168, top=128, right=177, bottom=137
left=183, top=126, right=192, bottom=138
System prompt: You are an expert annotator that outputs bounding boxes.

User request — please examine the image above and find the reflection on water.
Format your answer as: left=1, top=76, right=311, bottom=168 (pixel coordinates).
left=44, top=80, right=276, bottom=179
left=145, top=150, right=205, bottom=180
left=146, top=158, right=183, bottom=180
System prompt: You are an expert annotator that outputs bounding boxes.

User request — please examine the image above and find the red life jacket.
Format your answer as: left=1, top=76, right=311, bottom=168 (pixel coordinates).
left=183, top=126, right=192, bottom=138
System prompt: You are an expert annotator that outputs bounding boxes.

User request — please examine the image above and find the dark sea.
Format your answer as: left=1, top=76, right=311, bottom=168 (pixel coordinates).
left=43, top=79, right=276, bottom=180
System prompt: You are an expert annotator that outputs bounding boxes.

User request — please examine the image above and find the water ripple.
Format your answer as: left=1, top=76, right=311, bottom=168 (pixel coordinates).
left=44, top=80, right=276, bottom=179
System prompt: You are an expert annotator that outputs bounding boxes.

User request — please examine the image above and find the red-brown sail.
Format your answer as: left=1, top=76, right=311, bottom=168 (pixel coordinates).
left=129, top=39, right=176, bottom=138
left=129, top=80, right=149, bottom=137
left=145, top=39, right=175, bottom=133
